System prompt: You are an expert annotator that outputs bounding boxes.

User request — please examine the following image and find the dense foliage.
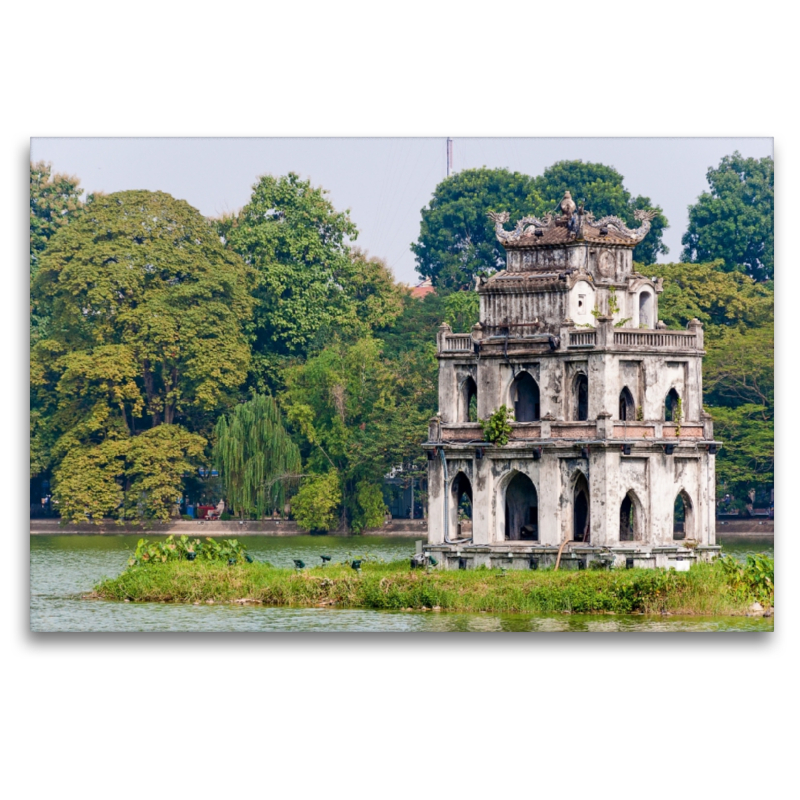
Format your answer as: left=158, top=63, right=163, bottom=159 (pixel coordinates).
left=30, top=150, right=773, bottom=526
left=412, top=162, right=668, bottom=291
left=213, top=394, right=302, bottom=519
left=681, top=152, right=774, bottom=282
left=31, top=189, right=253, bottom=521
left=411, top=168, right=534, bottom=291
left=651, top=262, right=773, bottom=503
left=220, top=173, right=403, bottom=391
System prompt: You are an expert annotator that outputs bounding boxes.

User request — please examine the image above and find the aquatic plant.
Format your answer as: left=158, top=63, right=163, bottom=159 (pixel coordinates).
left=128, top=535, right=250, bottom=567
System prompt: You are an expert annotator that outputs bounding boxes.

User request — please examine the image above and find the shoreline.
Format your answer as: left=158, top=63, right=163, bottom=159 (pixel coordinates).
left=29, top=518, right=428, bottom=537
left=29, top=519, right=772, bottom=538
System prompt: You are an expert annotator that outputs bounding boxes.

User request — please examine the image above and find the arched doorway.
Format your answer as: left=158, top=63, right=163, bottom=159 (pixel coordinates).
left=450, top=472, right=473, bottom=539
left=504, top=472, right=538, bottom=541
left=511, top=372, right=540, bottom=422
left=573, top=473, right=590, bottom=542
left=459, top=377, right=478, bottom=423
left=574, top=374, right=589, bottom=421
left=619, top=491, right=642, bottom=541
left=639, top=291, right=653, bottom=328
left=665, top=388, right=680, bottom=422
left=673, top=490, right=693, bottom=540
left=619, top=387, right=635, bottom=421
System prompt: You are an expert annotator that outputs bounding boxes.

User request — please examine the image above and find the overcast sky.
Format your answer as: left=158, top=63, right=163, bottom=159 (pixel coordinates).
left=31, top=137, right=772, bottom=285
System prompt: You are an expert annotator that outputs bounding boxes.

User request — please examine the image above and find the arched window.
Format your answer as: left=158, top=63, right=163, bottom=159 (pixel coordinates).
left=451, top=472, right=473, bottom=539
left=665, top=388, right=680, bottom=422
left=504, top=472, right=538, bottom=541
left=673, top=491, right=694, bottom=540
left=573, top=472, right=590, bottom=542
left=511, top=372, right=540, bottom=422
left=574, top=374, right=589, bottom=421
left=619, top=491, right=640, bottom=541
left=639, top=291, right=653, bottom=328
left=619, top=387, right=635, bottom=421
left=459, top=377, right=478, bottom=423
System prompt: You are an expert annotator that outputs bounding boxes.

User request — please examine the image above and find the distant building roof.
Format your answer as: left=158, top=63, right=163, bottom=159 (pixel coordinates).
left=411, top=277, right=435, bottom=298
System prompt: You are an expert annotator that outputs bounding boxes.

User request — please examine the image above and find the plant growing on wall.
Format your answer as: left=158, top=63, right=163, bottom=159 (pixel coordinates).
left=608, top=286, right=620, bottom=315
left=479, top=405, right=514, bottom=446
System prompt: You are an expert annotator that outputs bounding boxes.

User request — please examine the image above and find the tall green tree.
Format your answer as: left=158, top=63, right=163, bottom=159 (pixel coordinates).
left=30, top=161, right=84, bottom=341
left=681, top=152, right=774, bottom=282
left=31, top=190, right=254, bottom=520
left=651, top=262, right=773, bottom=504
left=222, top=174, right=403, bottom=391
left=282, top=336, right=425, bottom=532
left=30, top=161, right=83, bottom=282
left=412, top=168, right=534, bottom=291
left=528, top=160, right=669, bottom=265
left=213, top=394, right=302, bottom=519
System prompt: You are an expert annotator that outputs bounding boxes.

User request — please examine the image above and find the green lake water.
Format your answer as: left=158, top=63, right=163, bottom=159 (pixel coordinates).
left=29, top=534, right=773, bottom=632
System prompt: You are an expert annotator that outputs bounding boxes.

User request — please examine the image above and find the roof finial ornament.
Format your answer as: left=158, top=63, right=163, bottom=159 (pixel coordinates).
left=560, top=191, right=576, bottom=218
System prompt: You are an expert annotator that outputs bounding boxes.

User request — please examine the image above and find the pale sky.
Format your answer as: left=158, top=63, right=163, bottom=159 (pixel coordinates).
left=31, top=137, right=773, bottom=285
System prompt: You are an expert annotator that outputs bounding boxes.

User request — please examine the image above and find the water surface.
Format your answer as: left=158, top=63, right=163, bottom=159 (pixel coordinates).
left=30, top=534, right=773, bottom=632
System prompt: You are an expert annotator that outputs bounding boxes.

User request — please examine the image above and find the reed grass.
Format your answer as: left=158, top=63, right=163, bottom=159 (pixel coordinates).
left=91, top=560, right=767, bottom=616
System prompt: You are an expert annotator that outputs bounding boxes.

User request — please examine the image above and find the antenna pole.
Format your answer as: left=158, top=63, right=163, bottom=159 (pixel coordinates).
left=446, top=137, right=453, bottom=178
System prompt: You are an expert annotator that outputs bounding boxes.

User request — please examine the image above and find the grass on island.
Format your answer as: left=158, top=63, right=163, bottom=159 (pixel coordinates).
left=91, top=558, right=773, bottom=617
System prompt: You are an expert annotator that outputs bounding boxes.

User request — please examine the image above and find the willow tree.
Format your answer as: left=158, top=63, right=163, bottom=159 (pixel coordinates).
left=213, top=394, right=302, bottom=519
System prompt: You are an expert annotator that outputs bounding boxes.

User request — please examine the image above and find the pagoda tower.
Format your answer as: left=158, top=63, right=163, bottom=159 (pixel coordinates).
left=424, top=193, right=720, bottom=570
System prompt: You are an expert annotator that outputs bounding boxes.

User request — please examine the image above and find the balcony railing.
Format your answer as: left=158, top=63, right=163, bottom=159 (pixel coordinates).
left=440, top=332, right=473, bottom=352
left=613, top=330, right=697, bottom=349
left=567, top=330, right=596, bottom=347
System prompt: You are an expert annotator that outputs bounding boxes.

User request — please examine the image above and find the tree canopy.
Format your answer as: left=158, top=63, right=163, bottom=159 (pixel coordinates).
left=221, top=173, right=403, bottom=391
left=281, top=335, right=426, bottom=532
left=31, top=190, right=253, bottom=520
left=213, top=394, right=302, bottom=519
left=528, top=160, right=669, bottom=265
left=412, top=162, right=669, bottom=292
left=651, top=261, right=773, bottom=503
left=411, top=168, right=534, bottom=292
left=681, top=152, right=774, bottom=282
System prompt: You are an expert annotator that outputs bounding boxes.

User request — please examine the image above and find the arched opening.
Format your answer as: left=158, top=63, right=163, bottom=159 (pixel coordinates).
left=574, top=374, right=589, bottom=421
left=619, top=491, right=642, bottom=541
left=639, top=291, right=653, bottom=328
left=573, top=473, right=590, bottom=542
left=459, top=377, right=478, bottom=423
left=618, top=386, right=635, bottom=421
left=511, top=372, right=540, bottom=422
left=665, top=388, right=680, bottom=422
left=673, top=490, right=694, bottom=540
left=451, top=472, right=473, bottom=538
left=503, top=472, right=538, bottom=541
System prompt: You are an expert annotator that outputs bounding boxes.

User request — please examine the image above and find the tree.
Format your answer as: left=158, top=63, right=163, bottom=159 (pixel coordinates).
left=30, top=161, right=83, bottom=282
left=528, top=160, right=669, bottom=265
left=222, top=174, right=402, bottom=391
left=649, top=261, right=773, bottom=505
left=31, top=190, right=254, bottom=519
left=30, top=161, right=83, bottom=341
left=213, top=394, right=302, bottom=519
left=291, top=471, right=342, bottom=533
left=282, top=335, right=427, bottom=531
left=412, top=168, right=534, bottom=291
left=53, top=425, right=206, bottom=523
left=444, top=290, right=479, bottom=333
left=681, top=152, right=774, bottom=282
left=649, top=262, right=773, bottom=331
